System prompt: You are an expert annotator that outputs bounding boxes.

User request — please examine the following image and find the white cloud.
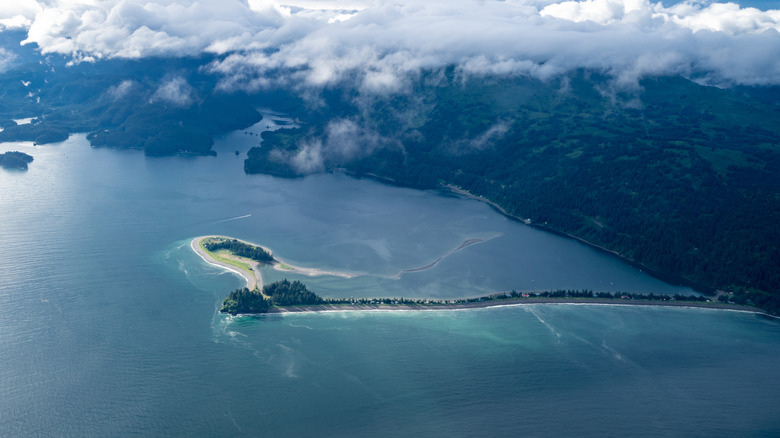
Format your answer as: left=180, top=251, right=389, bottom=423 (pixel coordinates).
left=323, top=118, right=389, bottom=159
left=446, top=120, right=512, bottom=155
left=3, top=0, right=780, bottom=89
left=268, top=139, right=325, bottom=175
left=19, top=0, right=286, bottom=57
left=0, top=48, right=15, bottom=73
left=150, top=76, right=195, bottom=107
left=663, top=2, right=780, bottom=34
left=106, top=79, right=137, bottom=100
left=290, top=139, right=325, bottom=173
left=265, top=117, right=396, bottom=173
left=540, top=0, right=649, bottom=24
left=469, top=121, right=511, bottom=151
left=0, top=0, right=41, bottom=30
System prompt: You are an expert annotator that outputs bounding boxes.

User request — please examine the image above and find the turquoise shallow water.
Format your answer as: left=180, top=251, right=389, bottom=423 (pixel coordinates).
left=1, top=122, right=779, bottom=436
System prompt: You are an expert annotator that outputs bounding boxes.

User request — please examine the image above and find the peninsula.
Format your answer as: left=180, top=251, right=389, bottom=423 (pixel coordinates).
left=191, top=235, right=355, bottom=292
left=191, top=236, right=769, bottom=317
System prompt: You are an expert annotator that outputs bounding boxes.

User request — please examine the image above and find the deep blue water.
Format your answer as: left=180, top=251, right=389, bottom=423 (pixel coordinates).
left=1, top=116, right=779, bottom=436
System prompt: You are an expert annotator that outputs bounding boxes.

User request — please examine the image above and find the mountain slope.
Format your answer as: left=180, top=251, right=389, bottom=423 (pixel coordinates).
left=247, top=72, right=780, bottom=312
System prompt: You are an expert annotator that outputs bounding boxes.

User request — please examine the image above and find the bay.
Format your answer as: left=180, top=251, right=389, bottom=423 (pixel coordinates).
left=0, top=116, right=778, bottom=436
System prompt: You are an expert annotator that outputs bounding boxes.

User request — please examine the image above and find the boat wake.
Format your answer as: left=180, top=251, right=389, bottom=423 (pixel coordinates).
left=213, top=214, right=252, bottom=223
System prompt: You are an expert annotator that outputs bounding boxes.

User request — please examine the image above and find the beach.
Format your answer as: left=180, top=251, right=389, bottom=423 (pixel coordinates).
left=191, top=236, right=357, bottom=292
left=191, top=235, right=770, bottom=318
left=191, top=236, right=263, bottom=290
left=263, top=297, right=768, bottom=315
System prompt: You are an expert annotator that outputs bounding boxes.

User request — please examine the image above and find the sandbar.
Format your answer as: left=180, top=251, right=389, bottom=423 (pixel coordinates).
left=264, top=297, right=770, bottom=316
left=191, top=235, right=356, bottom=291
left=191, top=235, right=770, bottom=318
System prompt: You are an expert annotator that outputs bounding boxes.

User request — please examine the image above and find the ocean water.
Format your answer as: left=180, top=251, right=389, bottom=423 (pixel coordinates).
left=1, top=117, right=779, bottom=436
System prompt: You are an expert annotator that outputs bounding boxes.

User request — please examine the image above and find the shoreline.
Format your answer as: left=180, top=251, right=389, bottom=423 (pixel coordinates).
left=332, top=172, right=710, bottom=294
left=191, top=236, right=356, bottom=291
left=442, top=184, right=716, bottom=295
left=256, top=297, right=771, bottom=317
left=190, top=235, right=769, bottom=318
left=191, top=236, right=263, bottom=290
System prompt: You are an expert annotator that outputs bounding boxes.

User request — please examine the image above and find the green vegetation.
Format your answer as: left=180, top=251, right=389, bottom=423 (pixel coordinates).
left=2, top=24, right=777, bottom=314
left=219, top=279, right=760, bottom=316
left=220, top=279, right=322, bottom=314
left=0, top=31, right=265, bottom=154
left=245, top=130, right=306, bottom=177
left=204, top=236, right=767, bottom=315
left=263, top=279, right=323, bottom=306
left=220, top=288, right=270, bottom=315
left=0, top=151, right=33, bottom=170
left=244, top=72, right=780, bottom=315
left=198, top=239, right=253, bottom=273
left=331, top=289, right=717, bottom=307
left=202, top=237, right=274, bottom=264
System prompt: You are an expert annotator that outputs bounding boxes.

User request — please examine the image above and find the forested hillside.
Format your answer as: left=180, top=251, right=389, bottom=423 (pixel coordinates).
left=2, top=25, right=778, bottom=313
left=0, top=31, right=262, bottom=156
left=246, top=72, right=780, bottom=313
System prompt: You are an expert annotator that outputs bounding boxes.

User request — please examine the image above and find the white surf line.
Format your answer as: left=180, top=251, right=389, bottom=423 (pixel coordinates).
left=250, top=300, right=773, bottom=317
left=213, top=214, right=252, bottom=223
left=190, top=238, right=260, bottom=290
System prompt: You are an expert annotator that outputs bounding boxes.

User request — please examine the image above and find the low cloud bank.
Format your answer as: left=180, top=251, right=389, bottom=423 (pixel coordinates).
left=1, top=0, right=779, bottom=90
